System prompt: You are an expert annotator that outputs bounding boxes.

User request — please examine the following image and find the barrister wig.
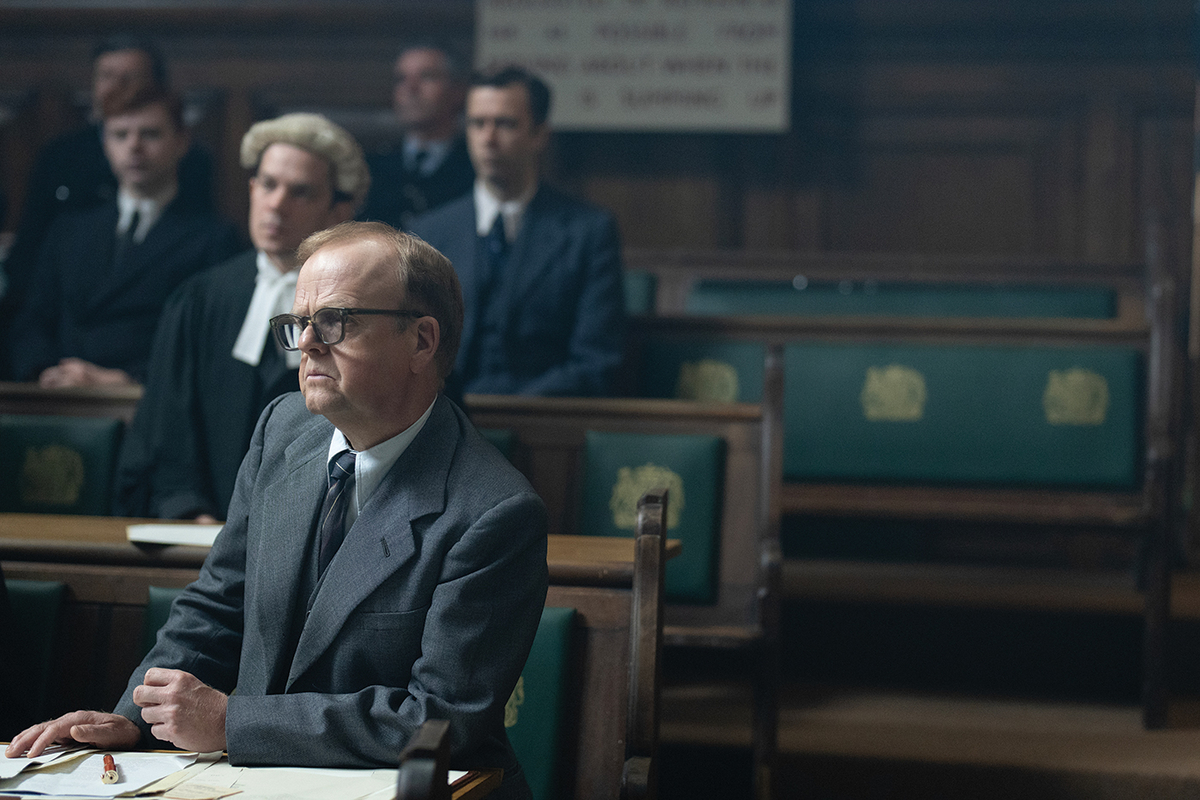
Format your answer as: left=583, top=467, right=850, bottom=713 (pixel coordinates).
left=239, top=113, right=371, bottom=210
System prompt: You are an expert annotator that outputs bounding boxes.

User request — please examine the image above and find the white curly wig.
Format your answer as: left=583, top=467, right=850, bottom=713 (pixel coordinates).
left=240, top=113, right=370, bottom=209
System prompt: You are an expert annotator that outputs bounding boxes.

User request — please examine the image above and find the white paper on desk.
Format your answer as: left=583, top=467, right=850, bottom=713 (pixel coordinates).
left=0, top=743, right=87, bottom=780
left=170, top=762, right=456, bottom=800
left=0, top=750, right=199, bottom=797
left=127, top=524, right=223, bottom=547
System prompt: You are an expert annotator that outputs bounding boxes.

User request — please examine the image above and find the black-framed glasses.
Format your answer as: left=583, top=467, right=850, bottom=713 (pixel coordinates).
left=269, top=307, right=425, bottom=351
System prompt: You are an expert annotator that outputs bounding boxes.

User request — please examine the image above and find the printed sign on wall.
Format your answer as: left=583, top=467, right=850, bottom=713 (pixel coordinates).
left=476, top=0, right=791, bottom=132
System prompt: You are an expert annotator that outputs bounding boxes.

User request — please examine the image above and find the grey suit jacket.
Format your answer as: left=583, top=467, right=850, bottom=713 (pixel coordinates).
left=117, top=393, right=547, bottom=798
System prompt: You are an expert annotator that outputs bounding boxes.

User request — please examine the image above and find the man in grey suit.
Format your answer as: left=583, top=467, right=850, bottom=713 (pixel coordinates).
left=6, top=222, right=548, bottom=800
left=411, top=66, right=626, bottom=396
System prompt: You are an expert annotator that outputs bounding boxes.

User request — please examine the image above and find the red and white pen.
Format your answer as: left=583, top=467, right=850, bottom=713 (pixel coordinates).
left=101, top=753, right=118, bottom=784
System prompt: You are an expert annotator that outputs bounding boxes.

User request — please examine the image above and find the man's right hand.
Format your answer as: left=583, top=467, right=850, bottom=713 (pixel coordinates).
left=3, top=711, right=140, bottom=758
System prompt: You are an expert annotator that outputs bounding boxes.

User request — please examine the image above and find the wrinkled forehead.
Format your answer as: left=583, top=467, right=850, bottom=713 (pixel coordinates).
left=295, top=238, right=402, bottom=310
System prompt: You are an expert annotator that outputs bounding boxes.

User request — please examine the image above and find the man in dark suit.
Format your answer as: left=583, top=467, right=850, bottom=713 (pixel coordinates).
left=358, top=41, right=474, bottom=230
left=1, top=35, right=214, bottom=337
left=411, top=67, right=626, bottom=396
left=10, top=85, right=238, bottom=385
left=113, top=112, right=367, bottom=522
left=6, top=222, right=548, bottom=800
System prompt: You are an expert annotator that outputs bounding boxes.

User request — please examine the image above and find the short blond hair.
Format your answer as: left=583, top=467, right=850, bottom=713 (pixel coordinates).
left=298, top=221, right=463, bottom=381
left=240, top=113, right=370, bottom=209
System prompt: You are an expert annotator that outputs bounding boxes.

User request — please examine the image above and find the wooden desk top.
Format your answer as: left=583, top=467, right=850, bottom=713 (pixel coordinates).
left=0, top=514, right=678, bottom=587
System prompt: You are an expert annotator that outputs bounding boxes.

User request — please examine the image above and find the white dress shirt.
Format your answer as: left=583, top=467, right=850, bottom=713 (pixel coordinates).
left=116, top=186, right=176, bottom=244
left=326, top=398, right=436, bottom=531
left=473, top=180, right=536, bottom=242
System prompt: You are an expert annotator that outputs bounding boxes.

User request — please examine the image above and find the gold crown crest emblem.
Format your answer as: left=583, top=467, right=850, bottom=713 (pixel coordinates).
left=504, top=675, right=525, bottom=728
left=861, top=364, right=927, bottom=422
left=20, top=444, right=85, bottom=506
left=1044, top=368, right=1108, bottom=425
left=676, top=359, right=739, bottom=403
left=610, top=463, right=684, bottom=530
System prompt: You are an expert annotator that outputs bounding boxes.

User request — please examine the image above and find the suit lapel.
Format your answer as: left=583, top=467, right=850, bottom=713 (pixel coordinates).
left=90, top=204, right=183, bottom=307
left=73, top=206, right=120, bottom=308
left=286, top=397, right=459, bottom=687
left=499, top=187, right=565, bottom=337
left=455, top=202, right=483, bottom=369
left=253, top=415, right=329, bottom=688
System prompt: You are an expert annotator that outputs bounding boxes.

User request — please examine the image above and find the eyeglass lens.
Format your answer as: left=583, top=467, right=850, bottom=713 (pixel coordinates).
left=276, top=308, right=345, bottom=349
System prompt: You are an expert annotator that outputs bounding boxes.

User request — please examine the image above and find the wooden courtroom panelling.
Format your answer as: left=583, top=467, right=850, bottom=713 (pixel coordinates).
left=0, top=0, right=1190, bottom=265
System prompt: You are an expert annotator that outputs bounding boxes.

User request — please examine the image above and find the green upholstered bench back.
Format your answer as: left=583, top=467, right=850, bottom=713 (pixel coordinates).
left=635, top=336, right=1142, bottom=489
left=6, top=578, right=67, bottom=722
left=624, top=270, right=658, bottom=316
left=636, top=338, right=765, bottom=404
left=0, top=414, right=124, bottom=515
left=143, top=585, right=184, bottom=657
left=505, top=606, right=576, bottom=800
left=580, top=431, right=724, bottom=603
left=782, top=343, right=1142, bottom=487
left=686, top=279, right=1118, bottom=319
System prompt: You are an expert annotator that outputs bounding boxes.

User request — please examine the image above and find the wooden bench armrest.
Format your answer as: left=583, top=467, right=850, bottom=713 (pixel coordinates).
left=623, top=490, right=667, bottom=799
left=397, top=719, right=451, bottom=800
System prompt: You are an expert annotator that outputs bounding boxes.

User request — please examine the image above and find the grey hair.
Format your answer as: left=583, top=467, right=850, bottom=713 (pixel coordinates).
left=240, top=112, right=370, bottom=209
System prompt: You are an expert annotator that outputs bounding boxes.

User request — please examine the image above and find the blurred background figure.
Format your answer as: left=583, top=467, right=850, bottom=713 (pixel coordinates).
left=8, top=85, right=238, bottom=386
left=0, top=33, right=215, bottom=350
left=358, top=40, right=474, bottom=231
left=412, top=66, right=625, bottom=397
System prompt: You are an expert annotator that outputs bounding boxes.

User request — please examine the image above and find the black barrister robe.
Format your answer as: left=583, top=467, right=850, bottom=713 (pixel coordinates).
left=114, top=250, right=298, bottom=520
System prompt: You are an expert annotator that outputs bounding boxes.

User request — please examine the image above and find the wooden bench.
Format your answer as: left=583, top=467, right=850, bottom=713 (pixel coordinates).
left=0, top=512, right=674, bottom=798
left=465, top=395, right=782, bottom=796
left=621, top=237, right=1183, bottom=729
left=0, top=382, right=142, bottom=422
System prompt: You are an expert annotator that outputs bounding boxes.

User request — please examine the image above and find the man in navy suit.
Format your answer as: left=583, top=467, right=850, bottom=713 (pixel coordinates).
left=6, top=222, right=547, bottom=800
left=9, top=84, right=238, bottom=385
left=411, top=66, right=625, bottom=396
left=359, top=41, right=475, bottom=230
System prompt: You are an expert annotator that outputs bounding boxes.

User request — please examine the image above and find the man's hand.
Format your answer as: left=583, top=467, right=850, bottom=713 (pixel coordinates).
left=4, top=711, right=140, bottom=759
left=38, top=358, right=135, bottom=388
left=132, top=668, right=228, bottom=753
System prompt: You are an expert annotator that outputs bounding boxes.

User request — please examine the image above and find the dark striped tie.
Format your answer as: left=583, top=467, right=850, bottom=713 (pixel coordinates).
left=113, top=208, right=140, bottom=270
left=317, top=450, right=357, bottom=575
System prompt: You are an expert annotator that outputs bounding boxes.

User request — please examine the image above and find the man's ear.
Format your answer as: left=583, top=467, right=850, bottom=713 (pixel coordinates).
left=411, top=317, right=441, bottom=373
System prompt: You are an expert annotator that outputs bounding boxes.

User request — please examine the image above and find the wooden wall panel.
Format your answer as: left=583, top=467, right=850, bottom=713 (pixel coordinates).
left=0, top=1, right=1190, bottom=267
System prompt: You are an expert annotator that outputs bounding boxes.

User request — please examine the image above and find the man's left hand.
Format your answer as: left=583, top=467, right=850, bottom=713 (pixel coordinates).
left=131, top=668, right=228, bottom=753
